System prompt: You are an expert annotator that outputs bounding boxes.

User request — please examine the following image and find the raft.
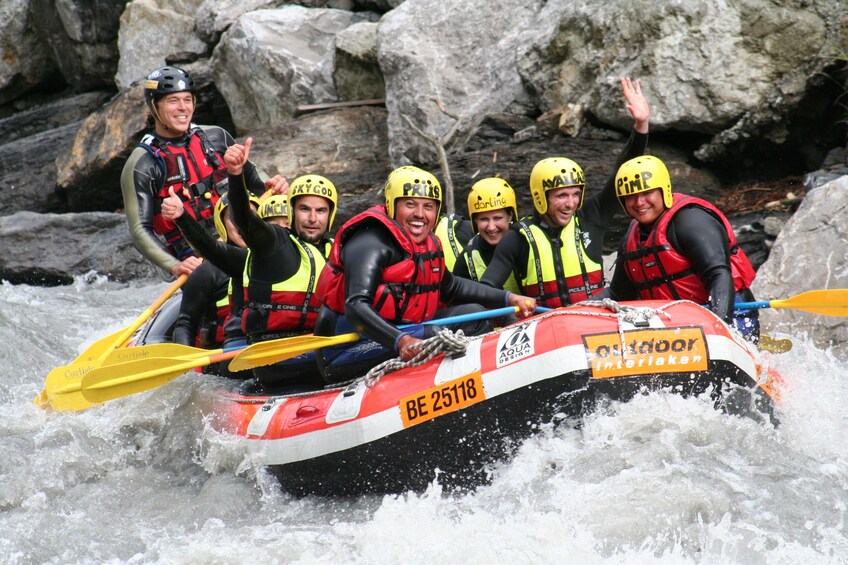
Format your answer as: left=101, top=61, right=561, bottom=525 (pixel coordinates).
left=195, top=299, right=781, bottom=497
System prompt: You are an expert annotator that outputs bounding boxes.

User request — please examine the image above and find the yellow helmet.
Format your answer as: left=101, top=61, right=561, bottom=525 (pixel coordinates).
left=529, top=157, right=586, bottom=215
left=288, top=175, right=338, bottom=230
left=258, top=191, right=289, bottom=221
left=466, top=178, right=518, bottom=232
left=615, top=155, right=673, bottom=210
left=213, top=192, right=260, bottom=242
left=384, top=166, right=442, bottom=218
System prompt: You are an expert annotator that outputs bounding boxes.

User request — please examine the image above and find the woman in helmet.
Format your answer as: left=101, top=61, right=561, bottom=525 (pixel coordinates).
left=454, top=177, right=521, bottom=293
left=223, top=138, right=337, bottom=390
left=121, top=65, right=285, bottom=279
left=597, top=155, right=759, bottom=339
left=313, top=165, right=537, bottom=385
left=481, top=77, right=650, bottom=308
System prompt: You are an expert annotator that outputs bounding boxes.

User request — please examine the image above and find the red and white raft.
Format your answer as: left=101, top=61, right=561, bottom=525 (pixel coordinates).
left=210, top=300, right=781, bottom=496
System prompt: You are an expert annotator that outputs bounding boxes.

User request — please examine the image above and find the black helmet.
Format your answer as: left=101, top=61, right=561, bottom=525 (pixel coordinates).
left=144, top=66, right=195, bottom=117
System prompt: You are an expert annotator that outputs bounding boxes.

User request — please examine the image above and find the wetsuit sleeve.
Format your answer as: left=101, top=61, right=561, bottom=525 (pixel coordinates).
left=174, top=213, right=246, bottom=278
left=440, top=270, right=510, bottom=307
left=173, top=263, right=216, bottom=346
left=340, top=227, right=410, bottom=351
left=226, top=171, right=277, bottom=253
left=480, top=229, right=528, bottom=288
left=595, top=245, right=639, bottom=301
left=121, top=147, right=179, bottom=273
left=581, top=129, right=650, bottom=232
left=456, top=217, right=474, bottom=247
left=667, top=207, right=735, bottom=322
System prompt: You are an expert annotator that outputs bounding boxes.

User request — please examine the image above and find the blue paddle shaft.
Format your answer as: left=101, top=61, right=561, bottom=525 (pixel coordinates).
left=734, top=301, right=770, bottom=311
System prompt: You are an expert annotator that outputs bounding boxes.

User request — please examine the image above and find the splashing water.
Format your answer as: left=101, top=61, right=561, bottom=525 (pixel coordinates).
left=1, top=278, right=847, bottom=564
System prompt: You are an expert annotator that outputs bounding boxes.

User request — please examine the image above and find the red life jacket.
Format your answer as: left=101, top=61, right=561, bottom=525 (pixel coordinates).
left=620, top=194, right=757, bottom=302
left=140, top=126, right=227, bottom=258
left=319, top=205, right=444, bottom=324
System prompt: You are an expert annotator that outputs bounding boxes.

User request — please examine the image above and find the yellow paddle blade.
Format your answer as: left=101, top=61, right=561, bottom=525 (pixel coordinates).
left=101, top=343, right=209, bottom=365
left=228, top=333, right=361, bottom=372
left=771, top=289, right=848, bottom=316
left=81, top=350, right=237, bottom=404
left=34, top=275, right=189, bottom=409
left=759, top=334, right=793, bottom=354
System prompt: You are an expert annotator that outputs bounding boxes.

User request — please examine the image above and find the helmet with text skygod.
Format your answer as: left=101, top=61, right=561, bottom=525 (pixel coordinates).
left=288, top=175, right=338, bottom=230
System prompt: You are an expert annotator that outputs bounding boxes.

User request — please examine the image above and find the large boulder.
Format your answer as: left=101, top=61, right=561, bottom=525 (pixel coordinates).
left=519, top=0, right=845, bottom=177
left=114, top=0, right=208, bottom=90
left=334, top=21, right=384, bottom=101
left=212, top=6, right=373, bottom=134
left=378, top=0, right=541, bottom=164
left=0, top=91, right=113, bottom=216
left=752, top=175, right=848, bottom=359
left=28, top=0, right=124, bottom=91
left=0, top=211, right=159, bottom=285
left=247, top=105, right=391, bottom=227
left=0, top=0, right=61, bottom=105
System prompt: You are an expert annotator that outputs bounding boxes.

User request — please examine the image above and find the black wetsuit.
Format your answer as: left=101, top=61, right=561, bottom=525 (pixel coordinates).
left=228, top=171, right=331, bottom=389
left=598, top=206, right=755, bottom=325
left=174, top=210, right=250, bottom=353
left=314, top=221, right=513, bottom=385
left=121, top=125, right=266, bottom=274
left=172, top=260, right=229, bottom=348
left=481, top=129, right=648, bottom=295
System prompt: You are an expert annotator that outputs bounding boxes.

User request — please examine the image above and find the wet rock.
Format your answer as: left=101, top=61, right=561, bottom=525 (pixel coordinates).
left=0, top=211, right=159, bottom=285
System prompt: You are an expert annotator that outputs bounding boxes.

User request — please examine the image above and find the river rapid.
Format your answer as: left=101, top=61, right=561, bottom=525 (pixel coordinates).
left=2, top=276, right=847, bottom=564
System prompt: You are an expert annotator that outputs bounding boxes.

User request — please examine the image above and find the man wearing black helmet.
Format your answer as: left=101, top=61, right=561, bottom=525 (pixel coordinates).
left=121, top=65, right=282, bottom=277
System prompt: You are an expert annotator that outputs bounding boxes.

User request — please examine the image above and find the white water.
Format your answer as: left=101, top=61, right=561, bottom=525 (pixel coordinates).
left=2, top=277, right=847, bottom=564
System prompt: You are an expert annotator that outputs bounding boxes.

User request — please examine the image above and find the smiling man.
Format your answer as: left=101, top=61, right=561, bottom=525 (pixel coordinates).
left=481, top=77, right=650, bottom=308
left=597, top=155, right=760, bottom=341
left=121, top=66, right=279, bottom=278
left=313, top=165, right=537, bottom=385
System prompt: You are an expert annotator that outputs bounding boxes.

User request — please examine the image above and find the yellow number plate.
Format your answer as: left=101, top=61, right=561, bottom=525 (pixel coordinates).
left=400, top=371, right=485, bottom=428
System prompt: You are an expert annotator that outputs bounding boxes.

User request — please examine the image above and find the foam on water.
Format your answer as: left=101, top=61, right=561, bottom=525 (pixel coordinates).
left=2, top=279, right=847, bottom=564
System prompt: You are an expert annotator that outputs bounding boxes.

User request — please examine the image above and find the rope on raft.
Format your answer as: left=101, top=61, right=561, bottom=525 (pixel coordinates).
left=363, top=328, right=470, bottom=387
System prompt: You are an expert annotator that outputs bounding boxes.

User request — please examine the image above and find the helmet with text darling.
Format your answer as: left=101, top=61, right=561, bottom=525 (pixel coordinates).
left=614, top=155, right=673, bottom=210
left=466, top=178, right=518, bottom=232
left=384, top=166, right=442, bottom=219
left=214, top=192, right=260, bottom=242
left=257, top=191, right=289, bottom=221
left=143, top=66, right=195, bottom=122
left=288, top=175, right=338, bottom=230
left=529, top=157, right=586, bottom=215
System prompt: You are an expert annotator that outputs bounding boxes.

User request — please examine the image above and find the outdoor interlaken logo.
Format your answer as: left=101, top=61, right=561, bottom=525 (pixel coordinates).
left=496, top=321, right=537, bottom=367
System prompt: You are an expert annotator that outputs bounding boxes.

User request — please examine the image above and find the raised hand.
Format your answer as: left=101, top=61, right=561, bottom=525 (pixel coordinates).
left=160, top=186, right=185, bottom=220
left=265, top=175, right=289, bottom=195
left=224, top=137, right=253, bottom=176
left=621, top=77, right=649, bottom=133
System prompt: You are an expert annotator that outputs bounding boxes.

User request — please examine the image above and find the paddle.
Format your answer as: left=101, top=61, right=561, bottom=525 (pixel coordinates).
left=78, top=304, right=550, bottom=405
left=735, top=289, right=848, bottom=317
left=229, top=305, right=551, bottom=372
left=35, top=274, right=189, bottom=411
left=81, top=348, right=242, bottom=404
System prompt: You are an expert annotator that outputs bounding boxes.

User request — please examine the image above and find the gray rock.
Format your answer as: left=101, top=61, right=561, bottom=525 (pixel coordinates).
left=378, top=0, right=541, bottom=164
left=0, top=0, right=60, bottom=105
left=115, top=0, right=209, bottom=90
left=212, top=6, right=370, bottom=134
left=752, top=175, right=848, bottom=359
left=334, top=21, right=384, bottom=101
left=0, top=211, right=159, bottom=285
left=28, top=0, right=124, bottom=90
left=0, top=90, right=112, bottom=144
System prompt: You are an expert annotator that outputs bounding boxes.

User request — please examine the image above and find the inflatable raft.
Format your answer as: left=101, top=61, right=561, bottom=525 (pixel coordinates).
left=201, top=299, right=780, bottom=496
